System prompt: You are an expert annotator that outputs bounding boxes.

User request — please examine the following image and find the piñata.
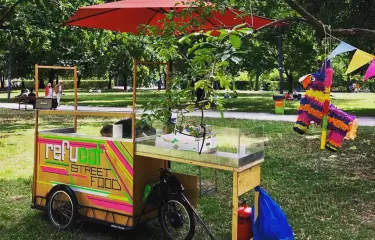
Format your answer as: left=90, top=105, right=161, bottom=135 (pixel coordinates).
left=294, top=61, right=358, bottom=151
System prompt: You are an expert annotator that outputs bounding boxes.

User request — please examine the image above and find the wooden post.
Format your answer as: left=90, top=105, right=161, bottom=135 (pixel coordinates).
left=35, top=64, right=39, bottom=97
left=254, top=191, right=259, bottom=221
left=232, top=171, right=238, bottom=240
left=73, top=67, right=78, bottom=131
left=32, top=110, right=39, bottom=205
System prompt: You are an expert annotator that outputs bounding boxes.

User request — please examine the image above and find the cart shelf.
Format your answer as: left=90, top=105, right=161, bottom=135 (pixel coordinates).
left=135, top=126, right=265, bottom=171
left=136, top=139, right=264, bottom=171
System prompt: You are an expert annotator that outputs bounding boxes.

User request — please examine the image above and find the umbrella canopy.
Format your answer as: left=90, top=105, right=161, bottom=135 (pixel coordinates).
left=65, top=0, right=280, bottom=34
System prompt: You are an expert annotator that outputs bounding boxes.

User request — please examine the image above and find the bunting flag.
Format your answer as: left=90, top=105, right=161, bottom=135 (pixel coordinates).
left=364, top=59, right=375, bottom=81
left=328, top=41, right=357, bottom=60
left=345, top=50, right=375, bottom=74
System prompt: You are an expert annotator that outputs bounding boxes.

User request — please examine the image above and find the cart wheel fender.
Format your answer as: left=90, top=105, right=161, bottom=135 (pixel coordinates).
left=47, top=184, right=79, bottom=229
left=47, top=184, right=78, bottom=206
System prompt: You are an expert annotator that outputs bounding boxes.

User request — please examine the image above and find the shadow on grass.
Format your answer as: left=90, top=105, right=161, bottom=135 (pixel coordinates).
left=0, top=123, right=35, bottom=133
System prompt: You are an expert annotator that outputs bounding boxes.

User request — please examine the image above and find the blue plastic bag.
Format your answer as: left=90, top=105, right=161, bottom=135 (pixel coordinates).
left=252, top=186, right=294, bottom=240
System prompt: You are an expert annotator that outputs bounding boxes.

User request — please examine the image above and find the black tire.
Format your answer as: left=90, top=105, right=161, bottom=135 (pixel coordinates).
left=47, top=185, right=78, bottom=230
left=158, top=195, right=195, bottom=240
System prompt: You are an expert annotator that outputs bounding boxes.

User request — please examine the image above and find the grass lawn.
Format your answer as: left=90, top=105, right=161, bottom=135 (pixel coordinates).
left=1, top=90, right=375, bottom=116
left=0, top=108, right=374, bottom=239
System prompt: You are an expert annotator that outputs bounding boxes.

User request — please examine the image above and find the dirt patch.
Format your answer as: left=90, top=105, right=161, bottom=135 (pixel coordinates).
left=6, top=195, right=28, bottom=203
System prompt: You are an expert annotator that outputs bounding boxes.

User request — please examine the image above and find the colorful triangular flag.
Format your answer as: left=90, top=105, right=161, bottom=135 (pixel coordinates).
left=364, top=59, right=375, bottom=81
left=328, top=41, right=357, bottom=60
left=345, top=50, right=375, bottom=74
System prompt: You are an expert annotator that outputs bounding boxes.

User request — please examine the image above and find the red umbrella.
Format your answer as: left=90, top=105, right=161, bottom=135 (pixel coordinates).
left=65, top=0, right=280, bottom=34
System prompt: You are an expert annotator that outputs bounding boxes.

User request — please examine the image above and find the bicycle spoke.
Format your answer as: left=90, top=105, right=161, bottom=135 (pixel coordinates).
left=163, top=200, right=191, bottom=239
left=50, top=191, right=73, bottom=228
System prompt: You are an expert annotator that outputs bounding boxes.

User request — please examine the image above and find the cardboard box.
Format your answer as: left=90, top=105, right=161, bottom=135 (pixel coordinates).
left=155, top=133, right=217, bottom=153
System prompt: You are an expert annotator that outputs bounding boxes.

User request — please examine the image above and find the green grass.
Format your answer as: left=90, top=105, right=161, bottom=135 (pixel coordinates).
left=0, top=108, right=374, bottom=239
left=1, top=90, right=375, bottom=116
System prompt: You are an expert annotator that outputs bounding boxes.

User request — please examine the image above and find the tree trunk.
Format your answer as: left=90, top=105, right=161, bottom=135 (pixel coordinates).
left=77, top=74, right=82, bottom=88
left=108, top=74, right=112, bottom=89
left=48, top=70, right=55, bottom=85
left=288, top=74, right=293, bottom=92
left=0, top=75, right=4, bottom=89
left=7, top=49, right=11, bottom=101
left=123, top=72, right=127, bottom=91
left=285, top=70, right=293, bottom=92
left=158, top=67, right=163, bottom=90
left=255, top=71, right=260, bottom=91
left=55, top=74, right=59, bottom=85
left=346, top=75, right=351, bottom=92
left=369, top=82, right=375, bottom=93
left=163, top=71, right=167, bottom=90
left=21, top=79, right=25, bottom=88
left=39, top=79, right=45, bottom=89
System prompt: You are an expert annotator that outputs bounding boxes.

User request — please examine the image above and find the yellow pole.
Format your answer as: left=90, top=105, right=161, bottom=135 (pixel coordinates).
left=73, top=67, right=78, bottom=131
left=32, top=110, right=39, bottom=205
left=232, top=171, right=239, bottom=240
left=35, top=64, right=39, bottom=97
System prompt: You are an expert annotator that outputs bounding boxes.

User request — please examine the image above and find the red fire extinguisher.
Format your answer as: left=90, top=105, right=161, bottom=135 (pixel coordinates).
left=237, top=201, right=253, bottom=240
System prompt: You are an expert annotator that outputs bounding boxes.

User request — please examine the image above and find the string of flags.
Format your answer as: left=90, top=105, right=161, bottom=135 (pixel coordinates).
left=328, top=41, right=375, bottom=81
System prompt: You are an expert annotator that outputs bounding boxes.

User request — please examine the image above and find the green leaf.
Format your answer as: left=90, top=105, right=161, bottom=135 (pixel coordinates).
left=229, top=34, right=241, bottom=49
left=221, top=54, right=230, bottom=61
left=178, top=36, right=188, bottom=43
left=233, top=23, right=247, bottom=30
left=230, top=56, right=242, bottom=64
left=187, top=105, right=194, bottom=112
left=237, top=28, right=253, bottom=35
left=219, top=29, right=228, bottom=36
left=205, top=102, right=211, bottom=110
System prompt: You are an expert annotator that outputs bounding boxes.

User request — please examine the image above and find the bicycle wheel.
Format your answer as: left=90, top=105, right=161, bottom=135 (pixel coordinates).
left=47, top=187, right=77, bottom=230
left=158, top=195, right=195, bottom=240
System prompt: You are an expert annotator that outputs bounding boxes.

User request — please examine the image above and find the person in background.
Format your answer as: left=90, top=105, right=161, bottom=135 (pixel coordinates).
left=100, top=125, right=114, bottom=137
left=55, top=81, right=63, bottom=105
left=293, top=89, right=301, bottom=100
left=223, top=91, right=229, bottom=99
left=232, top=90, right=238, bottom=98
left=285, top=91, right=293, bottom=100
left=348, top=84, right=353, bottom=92
left=45, top=83, right=51, bottom=97
left=45, top=83, right=53, bottom=98
left=100, top=118, right=156, bottom=138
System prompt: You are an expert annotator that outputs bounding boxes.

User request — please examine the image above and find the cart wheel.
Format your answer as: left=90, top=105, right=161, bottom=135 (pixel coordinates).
left=158, top=195, right=195, bottom=240
left=47, top=185, right=78, bottom=230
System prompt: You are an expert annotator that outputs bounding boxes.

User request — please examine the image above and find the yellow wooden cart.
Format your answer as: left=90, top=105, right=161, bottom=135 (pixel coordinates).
left=31, top=62, right=263, bottom=239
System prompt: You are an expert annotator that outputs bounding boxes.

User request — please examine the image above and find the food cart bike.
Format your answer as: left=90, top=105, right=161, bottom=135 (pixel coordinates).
left=31, top=62, right=264, bottom=239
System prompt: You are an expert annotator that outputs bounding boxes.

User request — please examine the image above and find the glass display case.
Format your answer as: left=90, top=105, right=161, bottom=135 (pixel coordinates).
left=136, top=125, right=265, bottom=169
